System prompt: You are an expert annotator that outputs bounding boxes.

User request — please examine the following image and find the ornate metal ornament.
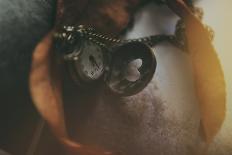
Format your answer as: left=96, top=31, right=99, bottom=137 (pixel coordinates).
left=54, top=25, right=162, bottom=96
left=53, top=10, right=213, bottom=96
left=53, top=24, right=188, bottom=96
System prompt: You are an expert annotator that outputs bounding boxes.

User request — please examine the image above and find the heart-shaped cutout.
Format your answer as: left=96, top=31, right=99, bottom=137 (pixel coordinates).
left=125, top=58, right=142, bottom=82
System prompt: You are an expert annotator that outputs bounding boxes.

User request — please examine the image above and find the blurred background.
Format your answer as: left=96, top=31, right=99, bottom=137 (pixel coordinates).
left=0, top=0, right=231, bottom=155
left=198, top=0, right=232, bottom=153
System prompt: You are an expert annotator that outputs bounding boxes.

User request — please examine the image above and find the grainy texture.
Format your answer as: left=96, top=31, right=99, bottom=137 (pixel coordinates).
left=0, top=1, right=199, bottom=155
left=0, top=0, right=231, bottom=155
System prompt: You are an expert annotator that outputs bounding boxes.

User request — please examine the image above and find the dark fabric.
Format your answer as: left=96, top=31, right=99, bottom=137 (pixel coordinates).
left=0, top=0, right=55, bottom=90
left=0, top=0, right=56, bottom=154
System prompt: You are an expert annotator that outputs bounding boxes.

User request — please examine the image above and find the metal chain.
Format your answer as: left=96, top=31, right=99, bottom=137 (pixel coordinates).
left=54, top=5, right=214, bottom=59
left=56, top=25, right=185, bottom=50
left=54, top=24, right=188, bottom=62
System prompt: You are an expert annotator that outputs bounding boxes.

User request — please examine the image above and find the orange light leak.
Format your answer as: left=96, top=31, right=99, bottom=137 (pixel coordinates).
left=198, top=0, right=232, bottom=145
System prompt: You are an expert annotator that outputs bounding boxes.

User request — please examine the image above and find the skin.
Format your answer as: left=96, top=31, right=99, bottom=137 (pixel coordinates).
left=29, top=0, right=226, bottom=154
